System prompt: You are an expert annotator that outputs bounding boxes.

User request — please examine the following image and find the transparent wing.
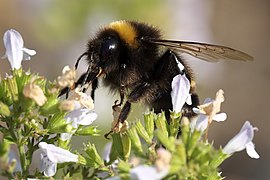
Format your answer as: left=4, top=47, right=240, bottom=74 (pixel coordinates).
left=144, top=39, right=253, bottom=62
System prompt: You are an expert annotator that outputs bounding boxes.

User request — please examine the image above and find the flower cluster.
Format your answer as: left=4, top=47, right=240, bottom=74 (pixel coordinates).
left=0, top=29, right=259, bottom=180
left=0, top=29, right=100, bottom=179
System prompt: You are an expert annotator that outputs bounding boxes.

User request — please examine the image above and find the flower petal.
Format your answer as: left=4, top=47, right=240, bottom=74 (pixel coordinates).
left=176, top=61, right=185, bottom=72
left=78, top=111, right=97, bottom=125
left=203, top=98, right=213, bottom=104
left=3, top=29, right=24, bottom=69
left=22, top=47, right=36, bottom=60
left=212, top=113, right=227, bottom=122
left=130, top=165, right=168, bottom=180
left=43, top=162, right=57, bottom=177
left=245, top=142, right=260, bottom=159
left=60, top=133, right=73, bottom=141
left=29, top=149, right=44, bottom=175
left=103, top=142, right=112, bottom=163
left=3, top=29, right=23, bottom=47
left=22, top=47, right=36, bottom=56
left=223, top=121, right=256, bottom=155
left=38, top=142, right=78, bottom=163
left=171, top=74, right=190, bottom=113
left=192, top=107, right=201, bottom=114
left=186, top=94, right=192, bottom=105
left=195, top=114, right=208, bottom=132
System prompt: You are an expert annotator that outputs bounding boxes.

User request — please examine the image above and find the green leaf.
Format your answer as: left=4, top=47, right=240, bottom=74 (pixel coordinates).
left=0, top=139, right=10, bottom=157
left=0, top=101, right=11, bottom=117
left=46, top=112, right=69, bottom=133
left=40, top=94, right=60, bottom=115
left=209, top=149, right=230, bottom=168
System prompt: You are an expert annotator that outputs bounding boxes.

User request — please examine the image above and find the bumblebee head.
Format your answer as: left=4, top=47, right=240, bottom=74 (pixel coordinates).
left=86, top=31, right=123, bottom=75
left=76, top=20, right=161, bottom=78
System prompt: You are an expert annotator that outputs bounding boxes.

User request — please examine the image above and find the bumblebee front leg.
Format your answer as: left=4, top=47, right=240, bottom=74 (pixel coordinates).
left=112, top=85, right=125, bottom=110
left=58, top=72, right=88, bottom=98
left=117, top=101, right=131, bottom=123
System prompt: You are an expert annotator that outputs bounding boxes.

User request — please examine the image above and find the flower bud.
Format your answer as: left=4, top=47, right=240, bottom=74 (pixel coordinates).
left=187, top=130, right=202, bottom=157
left=58, top=100, right=75, bottom=112
left=127, top=126, right=143, bottom=155
left=111, top=133, right=124, bottom=160
left=144, top=112, right=155, bottom=139
left=156, top=130, right=175, bottom=152
left=169, top=111, right=181, bottom=137
left=57, top=66, right=76, bottom=88
left=181, top=117, right=190, bottom=145
left=76, top=126, right=100, bottom=136
left=23, top=78, right=47, bottom=106
left=6, top=75, right=18, bottom=102
left=122, top=133, right=131, bottom=160
left=135, top=121, right=151, bottom=144
left=155, top=112, right=168, bottom=137
left=155, top=148, right=172, bottom=171
left=170, top=142, right=187, bottom=174
left=84, top=143, right=104, bottom=167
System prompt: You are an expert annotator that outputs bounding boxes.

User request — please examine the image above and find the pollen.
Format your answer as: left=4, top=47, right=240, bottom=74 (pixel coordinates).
left=190, top=79, right=196, bottom=88
left=109, top=21, right=138, bottom=48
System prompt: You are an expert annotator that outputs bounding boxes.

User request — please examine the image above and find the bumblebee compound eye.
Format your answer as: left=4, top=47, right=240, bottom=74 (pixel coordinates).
left=100, top=36, right=119, bottom=62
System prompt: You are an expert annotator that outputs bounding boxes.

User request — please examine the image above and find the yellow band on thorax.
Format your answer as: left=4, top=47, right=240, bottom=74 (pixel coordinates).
left=109, top=21, right=138, bottom=48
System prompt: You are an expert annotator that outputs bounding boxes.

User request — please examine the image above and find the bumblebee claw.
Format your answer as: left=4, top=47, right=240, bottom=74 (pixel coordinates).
left=112, top=100, right=122, bottom=111
left=104, top=130, right=113, bottom=139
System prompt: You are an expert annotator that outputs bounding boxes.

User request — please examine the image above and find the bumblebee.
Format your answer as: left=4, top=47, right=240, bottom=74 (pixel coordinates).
left=61, top=20, right=252, bottom=132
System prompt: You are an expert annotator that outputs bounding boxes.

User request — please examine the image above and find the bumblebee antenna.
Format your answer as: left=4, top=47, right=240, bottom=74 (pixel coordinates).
left=75, top=52, right=88, bottom=70
left=81, top=51, right=97, bottom=92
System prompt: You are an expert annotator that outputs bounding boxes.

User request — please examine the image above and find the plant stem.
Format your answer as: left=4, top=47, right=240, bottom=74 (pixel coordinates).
left=17, top=128, right=27, bottom=176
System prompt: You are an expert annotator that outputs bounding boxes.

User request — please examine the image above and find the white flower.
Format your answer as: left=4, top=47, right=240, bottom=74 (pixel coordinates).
left=171, top=74, right=192, bottom=113
left=65, top=107, right=97, bottom=129
left=106, top=165, right=169, bottom=180
left=223, top=121, right=259, bottom=159
left=2, top=29, right=36, bottom=70
left=192, top=89, right=227, bottom=132
left=192, top=98, right=227, bottom=132
left=61, top=103, right=97, bottom=140
left=130, top=165, right=168, bottom=180
left=30, top=142, right=78, bottom=177
left=192, top=113, right=227, bottom=132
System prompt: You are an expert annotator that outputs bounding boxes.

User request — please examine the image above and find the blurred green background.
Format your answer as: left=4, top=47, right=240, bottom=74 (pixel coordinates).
left=0, top=0, right=269, bottom=179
